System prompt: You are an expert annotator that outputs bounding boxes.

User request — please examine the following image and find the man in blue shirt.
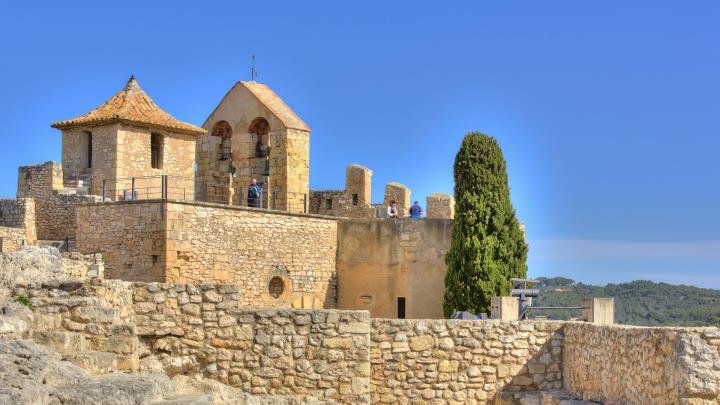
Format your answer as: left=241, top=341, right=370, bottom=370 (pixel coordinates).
left=409, top=201, right=423, bottom=218
left=247, top=179, right=261, bottom=208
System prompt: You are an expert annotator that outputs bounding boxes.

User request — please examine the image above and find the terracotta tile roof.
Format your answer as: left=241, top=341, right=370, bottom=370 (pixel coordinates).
left=51, top=76, right=206, bottom=135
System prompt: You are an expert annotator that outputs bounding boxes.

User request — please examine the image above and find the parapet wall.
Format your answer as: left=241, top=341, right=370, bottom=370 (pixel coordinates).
left=564, top=322, right=720, bottom=404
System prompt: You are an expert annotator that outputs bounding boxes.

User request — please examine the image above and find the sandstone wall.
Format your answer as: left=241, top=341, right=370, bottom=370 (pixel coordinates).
left=309, top=190, right=375, bottom=218
left=564, top=322, right=720, bottom=404
left=336, top=218, right=451, bottom=318
left=165, top=201, right=338, bottom=308
left=426, top=193, right=455, bottom=219
left=76, top=201, right=166, bottom=281
left=17, top=161, right=102, bottom=240
left=0, top=198, right=36, bottom=243
left=370, top=319, right=564, bottom=404
left=0, top=226, right=27, bottom=252
left=76, top=200, right=338, bottom=308
left=132, top=282, right=371, bottom=403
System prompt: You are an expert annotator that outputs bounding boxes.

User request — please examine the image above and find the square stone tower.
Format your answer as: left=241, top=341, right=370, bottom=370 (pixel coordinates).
left=198, top=81, right=310, bottom=212
left=51, top=76, right=205, bottom=199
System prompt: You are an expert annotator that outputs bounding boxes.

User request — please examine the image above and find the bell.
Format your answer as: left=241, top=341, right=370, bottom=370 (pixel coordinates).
left=262, top=156, right=270, bottom=177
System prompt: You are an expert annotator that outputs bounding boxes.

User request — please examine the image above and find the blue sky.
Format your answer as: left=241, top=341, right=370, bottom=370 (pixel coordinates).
left=1, top=1, right=719, bottom=287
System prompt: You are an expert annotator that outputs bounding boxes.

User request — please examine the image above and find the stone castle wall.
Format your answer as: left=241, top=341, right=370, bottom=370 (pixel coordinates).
left=426, top=193, right=455, bottom=219
left=17, top=161, right=102, bottom=240
left=0, top=198, right=36, bottom=243
left=336, top=218, right=452, bottom=319
left=370, top=319, right=564, bottom=404
left=76, top=201, right=166, bottom=281
left=564, top=322, right=720, bottom=404
left=164, top=201, right=337, bottom=308
left=76, top=200, right=338, bottom=308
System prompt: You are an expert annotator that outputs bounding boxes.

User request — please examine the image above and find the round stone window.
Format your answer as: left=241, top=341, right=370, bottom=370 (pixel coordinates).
left=268, top=276, right=285, bottom=299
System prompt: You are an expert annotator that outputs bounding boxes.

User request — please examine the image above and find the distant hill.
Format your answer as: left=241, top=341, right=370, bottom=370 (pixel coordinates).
left=531, top=277, right=720, bottom=326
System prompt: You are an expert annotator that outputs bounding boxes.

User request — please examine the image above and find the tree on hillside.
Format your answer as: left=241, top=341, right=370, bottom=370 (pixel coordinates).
left=443, top=132, right=528, bottom=317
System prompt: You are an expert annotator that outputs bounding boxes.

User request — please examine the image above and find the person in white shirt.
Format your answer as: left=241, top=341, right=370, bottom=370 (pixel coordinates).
left=387, top=200, right=398, bottom=218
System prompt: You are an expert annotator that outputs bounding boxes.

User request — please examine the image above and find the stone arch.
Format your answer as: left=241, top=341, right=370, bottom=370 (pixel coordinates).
left=211, top=120, right=233, bottom=160
left=248, top=117, right=270, bottom=158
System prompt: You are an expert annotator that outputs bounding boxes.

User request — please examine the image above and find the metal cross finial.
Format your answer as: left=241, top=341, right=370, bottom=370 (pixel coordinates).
left=250, top=54, right=258, bottom=81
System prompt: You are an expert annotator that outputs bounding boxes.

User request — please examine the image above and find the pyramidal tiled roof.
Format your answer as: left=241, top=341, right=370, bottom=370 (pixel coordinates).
left=51, top=76, right=206, bottom=135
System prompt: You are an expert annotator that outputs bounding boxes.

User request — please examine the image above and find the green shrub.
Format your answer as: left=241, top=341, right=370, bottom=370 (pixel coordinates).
left=15, top=295, right=32, bottom=310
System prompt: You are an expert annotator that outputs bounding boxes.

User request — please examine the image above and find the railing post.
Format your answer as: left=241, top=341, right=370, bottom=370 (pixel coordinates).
left=162, top=175, right=168, bottom=199
left=102, top=179, right=106, bottom=201
left=304, top=193, right=308, bottom=213
left=131, top=177, right=136, bottom=200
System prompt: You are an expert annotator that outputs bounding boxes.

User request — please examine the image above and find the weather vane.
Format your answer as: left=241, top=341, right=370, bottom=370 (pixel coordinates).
left=250, top=54, right=258, bottom=81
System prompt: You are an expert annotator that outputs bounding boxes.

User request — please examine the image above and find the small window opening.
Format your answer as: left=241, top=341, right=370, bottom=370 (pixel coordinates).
left=398, top=297, right=406, bottom=319
left=81, top=131, right=93, bottom=169
left=325, top=198, right=333, bottom=210
left=151, top=133, right=163, bottom=169
left=352, top=194, right=359, bottom=206
left=151, top=255, right=159, bottom=264
left=268, top=276, right=285, bottom=299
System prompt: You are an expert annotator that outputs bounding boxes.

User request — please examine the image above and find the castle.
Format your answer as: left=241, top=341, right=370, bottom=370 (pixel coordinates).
left=0, top=77, right=718, bottom=404
left=2, top=76, right=456, bottom=319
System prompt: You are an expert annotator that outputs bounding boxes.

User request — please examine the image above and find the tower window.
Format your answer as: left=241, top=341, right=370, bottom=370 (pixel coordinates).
left=81, top=131, right=92, bottom=169
left=325, top=198, right=333, bottom=210
left=352, top=194, right=358, bottom=206
left=398, top=297, right=406, bottom=319
left=151, top=133, right=163, bottom=169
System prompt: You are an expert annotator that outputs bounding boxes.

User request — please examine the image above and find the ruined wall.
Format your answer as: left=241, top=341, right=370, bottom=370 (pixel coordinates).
left=564, top=322, right=720, bottom=404
left=0, top=226, right=27, bottom=252
left=336, top=218, right=451, bottom=319
left=76, top=200, right=338, bottom=308
left=309, top=190, right=375, bottom=218
left=17, top=161, right=102, bottom=240
left=164, top=201, right=337, bottom=308
left=0, top=198, right=36, bottom=243
left=76, top=201, right=166, bottom=281
left=133, top=282, right=371, bottom=403
left=370, top=319, right=564, bottom=403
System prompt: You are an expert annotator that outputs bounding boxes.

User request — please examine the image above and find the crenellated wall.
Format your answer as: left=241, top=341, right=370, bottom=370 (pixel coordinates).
left=0, top=198, right=36, bottom=244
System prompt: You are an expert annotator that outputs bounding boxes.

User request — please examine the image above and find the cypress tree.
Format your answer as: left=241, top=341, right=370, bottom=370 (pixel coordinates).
left=443, top=132, right=528, bottom=317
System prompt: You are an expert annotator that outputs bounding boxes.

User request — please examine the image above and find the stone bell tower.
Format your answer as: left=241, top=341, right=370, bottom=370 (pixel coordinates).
left=198, top=81, right=310, bottom=212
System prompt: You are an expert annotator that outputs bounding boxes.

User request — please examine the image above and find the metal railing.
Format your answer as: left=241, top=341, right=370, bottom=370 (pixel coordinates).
left=101, top=175, right=308, bottom=213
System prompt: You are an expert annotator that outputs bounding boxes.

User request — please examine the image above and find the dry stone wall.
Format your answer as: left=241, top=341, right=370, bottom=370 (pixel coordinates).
left=133, top=282, right=370, bottom=404
left=370, top=319, right=564, bottom=404
left=564, top=322, right=720, bottom=405
left=309, top=190, right=375, bottom=218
